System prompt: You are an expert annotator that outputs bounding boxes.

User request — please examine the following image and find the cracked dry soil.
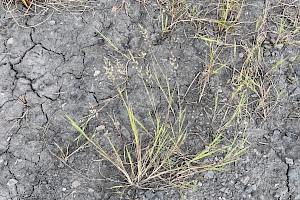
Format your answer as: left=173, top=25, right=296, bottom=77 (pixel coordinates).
left=1, top=0, right=300, bottom=200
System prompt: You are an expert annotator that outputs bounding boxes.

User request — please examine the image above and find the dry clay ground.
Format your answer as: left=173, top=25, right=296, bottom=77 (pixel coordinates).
left=0, top=0, right=300, bottom=199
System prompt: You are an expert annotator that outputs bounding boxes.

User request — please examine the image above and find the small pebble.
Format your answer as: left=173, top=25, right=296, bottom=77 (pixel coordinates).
left=204, top=171, right=215, bottom=179
left=71, top=180, right=81, bottom=188
left=283, top=136, right=292, bottom=143
left=245, top=185, right=253, bottom=193
left=288, top=168, right=299, bottom=180
left=285, top=158, right=294, bottom=165
left=16, top=72, right=27, bottom=79
left=7, top=179, right=18, bottom=186
left=7, top=38, right=14, bottom=45
left=62, top=179, right=68, bottom=186
left=96, top=125, right=105, bottom=131
left=174, top=35, right=185, bottom=44
left=94, top=70, right=101, bottom=77
left=121, top=127, right=131, bottom=141
left=28, top=174, right=36, bottom=183
left=48, top=20, right=56, bottom=25
left=58, top=162, right=64, bottom=168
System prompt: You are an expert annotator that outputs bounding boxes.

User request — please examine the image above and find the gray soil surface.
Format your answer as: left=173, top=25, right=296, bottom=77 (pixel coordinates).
left=0, top=0, right=300, bottom=199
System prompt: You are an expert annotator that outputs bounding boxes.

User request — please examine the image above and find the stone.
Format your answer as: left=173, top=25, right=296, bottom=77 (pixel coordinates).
left=28, top=174, right=36, bottom=183
left=96, top=125, right=106, bottom=131
left=174, top=35, right=185, bottom=44
left=58, top=162, right=64, bottom=168
left=62, top=179, right=68, bottom=186
left=285, top=158, right=294, bottom=165
left=94, top=70, right=101, bottom=77
left=121, top=126, right=131, bottom=141
left=288, top=168, right=299, bottom=180
left=283, top=136, right=292, bottom=143
left=7, top=38, right=14, bottom=45
left=7, top=179, right=18, bottom=186
left=71, top=180, right=81, bottom=188
left=245, top=185, right=253, bottom=194
left=198, top=181, right=203, bottom=187
left=48, top=20, right=56, bottom=25
left=204, top=170, right=215, bottom=179
left=88, top=188, right=95, bottom=193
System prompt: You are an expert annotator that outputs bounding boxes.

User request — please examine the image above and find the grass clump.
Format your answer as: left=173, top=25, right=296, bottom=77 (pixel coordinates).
left=65, top=74, right=249, bottom=192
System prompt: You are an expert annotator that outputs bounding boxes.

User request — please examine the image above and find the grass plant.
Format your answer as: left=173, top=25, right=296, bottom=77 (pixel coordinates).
left=62, top=27, right=248, bottom=191
left=37, top=0, right=299, bottom=196
left=66, top=74, right=249, bottom=191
